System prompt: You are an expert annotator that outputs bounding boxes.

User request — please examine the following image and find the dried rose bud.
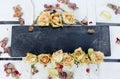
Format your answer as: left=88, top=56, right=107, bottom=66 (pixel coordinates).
left=56, top=3, right=60, bottom=8
left=44, top=4, right=49, bottom=8
left=107, top=3, right=117, bottom=11
left=19, top=18, right=25, bottom=26
left=115, top=8, right=120, bottom=15
left=68, top=2, right=78, bottom=10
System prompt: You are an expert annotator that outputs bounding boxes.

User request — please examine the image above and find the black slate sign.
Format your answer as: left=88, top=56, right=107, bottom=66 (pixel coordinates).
left=11, top=26, right=111, bottom=57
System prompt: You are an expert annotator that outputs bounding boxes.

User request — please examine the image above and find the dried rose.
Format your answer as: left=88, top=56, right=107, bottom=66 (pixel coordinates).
left=37, top=11, right=51, bottom=26
left=62, top=53, right=74, bottom=67
left=51, top=12, right=63, bottom=27
left=38, top=54, right=51, bottom=65
left=13, top=5, right=23, bottom=17
left=73, top=47, right=85, bottom=62
left=62, top=12, right=75, bottom=24
left=80, top=54, right=91, bottom=64
left=24, top=53, right=37, bottom=65
left=88, top=48, right=104, bottom=64
left=51, top=50, right=64, bottom=63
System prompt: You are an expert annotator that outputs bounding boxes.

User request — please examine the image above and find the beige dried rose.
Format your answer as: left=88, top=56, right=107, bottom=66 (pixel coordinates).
left=80, top=54, right=91, bottom=65
left=24, top=53, right=37, bottom=65
left=73, top=47, right=85, bottom=61
left=62, top=12, right=75, bottom=24
left=51, top=50, right=64, bottom=63
left=38, top=54, right=51, bottom=65
left=88, top=48, right=104, bottom=64
left=51, top=12, right=63, bottom=27
left=62, top=53, right=74, bottom=67
left=90, top=51, right=104, bottom=64
left=37, top=11, right=51, bottom=26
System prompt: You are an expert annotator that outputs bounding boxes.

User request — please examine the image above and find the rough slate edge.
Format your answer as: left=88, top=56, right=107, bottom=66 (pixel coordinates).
left=11, top=25, right=111, bottom=57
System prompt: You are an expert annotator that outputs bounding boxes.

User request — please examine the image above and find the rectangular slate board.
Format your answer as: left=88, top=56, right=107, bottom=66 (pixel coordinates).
left=11, top=26, right=111, bottom=57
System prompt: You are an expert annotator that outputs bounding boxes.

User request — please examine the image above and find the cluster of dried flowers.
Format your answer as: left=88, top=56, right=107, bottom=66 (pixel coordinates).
left=36, top=11, right=75, bottom=27
left=13, top=5, right=24, bottom=25
left=24, top=47, right=104, bottom=67
left=4, top=63, right=21, bottom=79
left=29, top=2, right=87, bottom=31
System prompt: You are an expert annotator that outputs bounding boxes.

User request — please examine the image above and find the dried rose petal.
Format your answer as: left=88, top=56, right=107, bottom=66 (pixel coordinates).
left=116, top=37, right=120, bottom=44
left=4, top=47, right=11, bottom=54
left=86, top=68, right=90, bottom=73
left=13, top=70, right=20, bottom=75
left=59, top=71, right=67, bottom=79
left=89, top=21, right=93, bottom=24
left=4, top=64, right=8, bottom=69
left=48, top=75, right=52, bottom=79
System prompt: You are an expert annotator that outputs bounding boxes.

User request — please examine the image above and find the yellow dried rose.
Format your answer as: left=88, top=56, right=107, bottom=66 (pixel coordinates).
left=80, top=54, right=91, bottom=65
left=91, top=51, right=104, bottom=64
left=88, top=48, right=104, bottom=64
left=73, top=47, right=85, bottom=61
left=24, top=53, right=37, bottom=65
left=38, top=54, right=51, bottom=65
left=37, top=11, right=51, bottom=26
left=62, top=12, right=75, bottom=24
left=51, top=50, right=64, bottom=63
left=62, top=53, right=74, bottom=67
left=51, top=12, right=63, bottom=27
